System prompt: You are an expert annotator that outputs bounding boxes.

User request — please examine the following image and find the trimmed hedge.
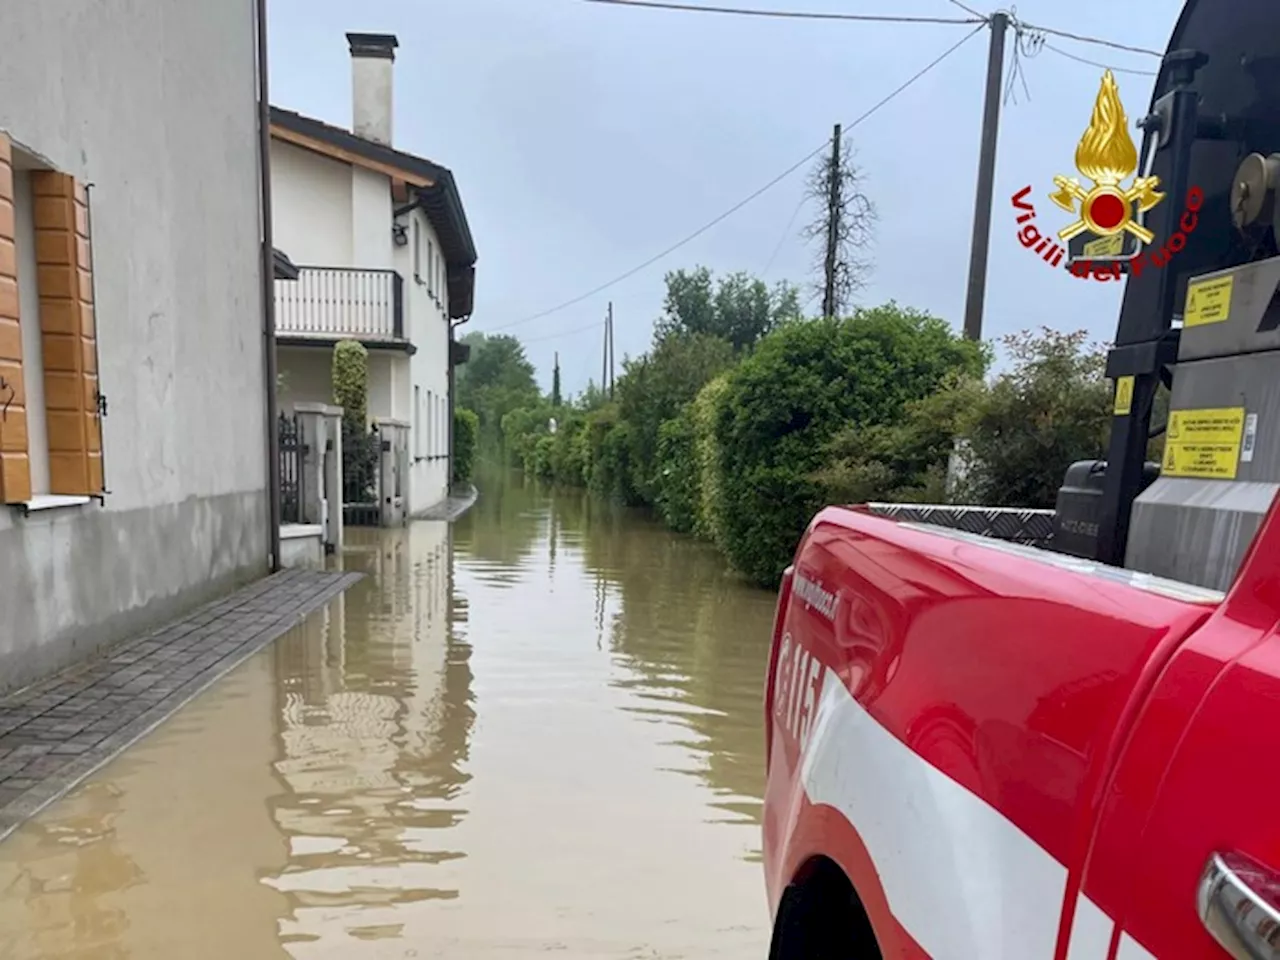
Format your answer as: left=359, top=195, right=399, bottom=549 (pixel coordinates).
left=713, top=307, right=983, bottom=587
left=453, top=407, right=479, bottom=483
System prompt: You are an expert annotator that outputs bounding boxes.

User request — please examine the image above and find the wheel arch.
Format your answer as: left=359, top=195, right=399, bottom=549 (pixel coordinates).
left=769, top=854, right=882, bottom=960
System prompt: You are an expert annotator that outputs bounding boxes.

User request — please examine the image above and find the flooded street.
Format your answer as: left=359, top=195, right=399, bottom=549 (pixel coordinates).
left=0, top=472, right=778, bottom=959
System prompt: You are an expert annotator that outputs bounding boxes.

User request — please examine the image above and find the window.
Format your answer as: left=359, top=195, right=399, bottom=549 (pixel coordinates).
left=414, top=385, right=421, bottom=458
left=426, top=389, right=433, bottom=457
left=0, top=133, right=103, bottom=505
left=426, top=237, right=434, bottom=297
left=413, top=220, right=421, bottom=283
left=439, top=394, right=446, bottom=457
left=437, top=252, right=445, bottom=310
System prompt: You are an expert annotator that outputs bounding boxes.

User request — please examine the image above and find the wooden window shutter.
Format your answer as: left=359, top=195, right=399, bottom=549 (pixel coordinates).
left=31, top=171, right=102, bottom=496
left=0, top=133, right=32, bottom=504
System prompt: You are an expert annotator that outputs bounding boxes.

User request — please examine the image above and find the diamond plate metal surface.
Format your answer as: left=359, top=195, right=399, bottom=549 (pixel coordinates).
left=866, top=502, right=1056, bottom=548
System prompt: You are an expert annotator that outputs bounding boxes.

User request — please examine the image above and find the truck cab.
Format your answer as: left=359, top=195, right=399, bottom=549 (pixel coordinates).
left=763, top=1, right=1280, bottom=957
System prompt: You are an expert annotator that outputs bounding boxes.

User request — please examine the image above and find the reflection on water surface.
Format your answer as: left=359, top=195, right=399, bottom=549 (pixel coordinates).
left=0, top=472, right=775, bottom=958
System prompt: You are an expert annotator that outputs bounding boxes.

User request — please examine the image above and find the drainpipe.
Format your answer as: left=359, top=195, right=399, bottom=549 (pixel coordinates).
left=255, top=0, right=282, bottom=572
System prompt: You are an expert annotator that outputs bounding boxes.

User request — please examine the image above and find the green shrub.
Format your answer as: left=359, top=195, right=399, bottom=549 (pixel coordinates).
left=812, top=376, right=981, bottom=505
left=332, top=340, right=377, bottom=502
left=332, top=340, right=369, bottom=427
left=616, top=331, right=735, bottom=504
left=653, top=409, right=699, bottom=534
left=586, top=408, right=640, bottom=504
left=453, top=407, right=479, bottom=484
left=692, top=374, right=731, bottom=547
left=713, top=305, right=985, bottom=587
left=954, top=328, right=1110, bottom=508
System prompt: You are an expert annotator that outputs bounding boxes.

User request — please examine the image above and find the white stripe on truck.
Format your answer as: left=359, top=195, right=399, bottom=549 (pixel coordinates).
left=798, top=668, right=1143, bottom=960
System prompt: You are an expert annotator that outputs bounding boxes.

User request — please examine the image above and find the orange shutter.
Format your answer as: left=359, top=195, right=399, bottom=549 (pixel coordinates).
left=31, top=171, right=101, bottom=495
left=0, top=133, right=31, bottom=504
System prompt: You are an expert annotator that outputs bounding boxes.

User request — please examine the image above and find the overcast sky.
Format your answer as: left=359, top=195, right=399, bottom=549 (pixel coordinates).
left=267, top=0, right=1184, bottom=394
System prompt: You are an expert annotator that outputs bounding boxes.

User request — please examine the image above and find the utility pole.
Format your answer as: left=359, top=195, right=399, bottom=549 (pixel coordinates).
left=961, top=11, right=1009, bottom=342
left=607, top=301, right=615, bottom=399
left=602, top=311, right=608, bottom=394
left=822, top=123, right=842, bottom=319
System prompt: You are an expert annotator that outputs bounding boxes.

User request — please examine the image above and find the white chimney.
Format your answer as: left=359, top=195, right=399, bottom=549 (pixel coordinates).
left=346, top=32, right=398, bottom=146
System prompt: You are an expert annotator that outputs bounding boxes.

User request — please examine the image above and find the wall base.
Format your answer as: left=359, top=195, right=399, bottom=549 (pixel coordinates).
left=0, top=490, right=268, bottom=696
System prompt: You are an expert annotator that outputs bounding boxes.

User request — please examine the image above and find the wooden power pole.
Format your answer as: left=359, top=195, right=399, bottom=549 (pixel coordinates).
left=607, top=301, right=615, bottom=399
left=961, top=12, right=1009, bottom=342
left=822, top=123, right=842, bottom=319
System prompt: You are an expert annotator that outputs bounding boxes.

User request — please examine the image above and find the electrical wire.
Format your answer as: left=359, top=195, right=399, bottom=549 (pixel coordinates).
left=520, top=319, right=606, bottom=345
left=1015, top=19, right=1162, bottom=58
left=581, top=0, right=983, bottom=25
left=1040, top=41, right=1159, bottom=77
left=762, top=193, right=807, bottom=276
left=485, top=22, right=986, bottom=337
left=942, top=0, right=986, bottom=18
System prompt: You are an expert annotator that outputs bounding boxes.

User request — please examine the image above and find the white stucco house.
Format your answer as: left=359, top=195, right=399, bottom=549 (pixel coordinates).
left=270, top=32, right=476, bottom=519
left=0, top=2, right=274, bottom=691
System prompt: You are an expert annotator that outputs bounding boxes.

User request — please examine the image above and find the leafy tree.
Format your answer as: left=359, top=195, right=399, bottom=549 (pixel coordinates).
left=713, top=304, right=985, bottom=587
left=456, top=332, right=541, bottom=450
left=654, top=267, right=800, bottom=351
left=616, top=331, right=736, bottom=504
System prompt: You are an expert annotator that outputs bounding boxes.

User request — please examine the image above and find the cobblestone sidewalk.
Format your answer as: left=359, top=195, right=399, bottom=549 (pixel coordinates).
left=0, top=567, right=361, bottom=842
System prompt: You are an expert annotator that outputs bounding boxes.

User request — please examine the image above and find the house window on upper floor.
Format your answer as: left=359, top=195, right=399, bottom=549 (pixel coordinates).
left=413, top=220, right=421, bottom=284
left=0, top=133, right=104, bottom=507
left=426, top=237, right=434, bottom=298
left=437, top=251, right=444, bottom=311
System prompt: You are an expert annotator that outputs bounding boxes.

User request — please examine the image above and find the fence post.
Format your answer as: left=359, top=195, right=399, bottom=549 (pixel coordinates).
left=293, top=403, right=328, bottom=531
left=324, top=405, right=344, bottom=551
left=375, top=417, right=410, bottom=527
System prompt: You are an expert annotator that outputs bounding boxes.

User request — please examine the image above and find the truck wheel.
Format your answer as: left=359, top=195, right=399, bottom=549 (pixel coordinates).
left=769, top=859, right=880, bottom=960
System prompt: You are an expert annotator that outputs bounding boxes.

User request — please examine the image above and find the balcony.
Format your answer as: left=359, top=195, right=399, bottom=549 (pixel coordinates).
left=275, top=267, right=405, bottom=343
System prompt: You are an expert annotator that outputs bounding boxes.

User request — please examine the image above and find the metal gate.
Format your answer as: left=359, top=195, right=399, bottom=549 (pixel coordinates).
left=279, top=413, right=306, bottom=524
left=343, top=421, right=381, bottom=526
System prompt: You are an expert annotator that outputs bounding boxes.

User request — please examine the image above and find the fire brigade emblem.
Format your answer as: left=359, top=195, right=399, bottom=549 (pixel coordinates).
left=1051, top=70, right=1164, bottom=260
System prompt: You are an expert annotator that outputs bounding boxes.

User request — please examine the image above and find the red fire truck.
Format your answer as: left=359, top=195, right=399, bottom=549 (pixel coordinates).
left=763, top=2, right=1280, bottom=958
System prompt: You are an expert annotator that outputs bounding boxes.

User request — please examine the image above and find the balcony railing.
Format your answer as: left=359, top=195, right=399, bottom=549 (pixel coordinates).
left=275, top=267, right=404, bottom=341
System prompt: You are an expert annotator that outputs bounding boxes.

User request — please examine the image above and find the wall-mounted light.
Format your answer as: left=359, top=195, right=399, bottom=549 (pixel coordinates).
left=392, top=223, right=408, bottom=247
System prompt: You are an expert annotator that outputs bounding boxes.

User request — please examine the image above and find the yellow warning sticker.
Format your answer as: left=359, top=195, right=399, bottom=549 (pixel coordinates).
left=1113, top=375, right=1134, bottom=416
left=1184, top=275, right=1234, bottom=328
left=1163, top=407, right=1246, bottom=479
left=1084, top=233, right=1125, bottom=259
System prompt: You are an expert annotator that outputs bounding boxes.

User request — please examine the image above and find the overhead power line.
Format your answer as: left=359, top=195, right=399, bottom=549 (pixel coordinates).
left=486, top=21, right=985, bottom=337
left=1015, top=19, right=1162, bottom=58
left=1040, top=42, right=1159, bottom=77
left=943, top=0, right=986, bottom=18
left=581, top=0, right=983, bottom=25
left=521, top=319, right=604, bottom=345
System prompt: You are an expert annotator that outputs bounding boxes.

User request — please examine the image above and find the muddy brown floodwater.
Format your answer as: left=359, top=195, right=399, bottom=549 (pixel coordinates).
left=0, top=472, right=778, bottom=959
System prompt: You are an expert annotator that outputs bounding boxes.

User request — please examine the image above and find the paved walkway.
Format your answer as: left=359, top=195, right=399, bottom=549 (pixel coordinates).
left=416, top=482, right=478, bottom=521
left=0, top=567, right=360, bottom=842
